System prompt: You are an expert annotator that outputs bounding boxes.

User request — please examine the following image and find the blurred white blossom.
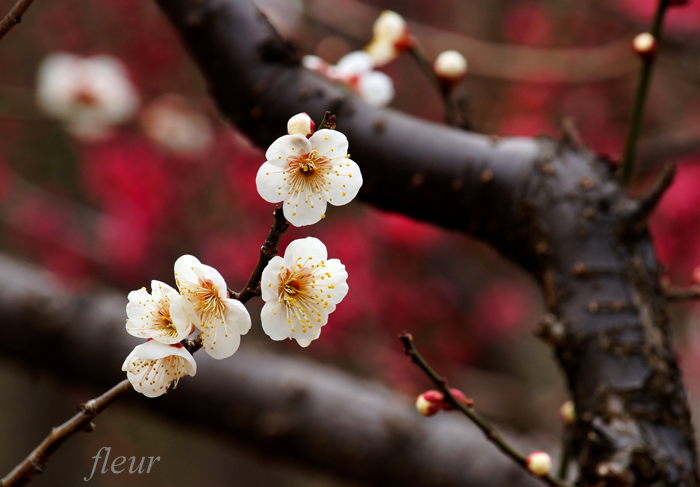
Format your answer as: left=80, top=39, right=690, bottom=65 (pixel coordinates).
left=305, top=51, right=394, bottom=108
left=256, top=128, right=363, bottom=226
left=36, top=53, right=139, bottom=140
left=122, top=340, right=196, bottom=398
left=365, top=10, right=412, bottom=66
left=140, top=94, right=213, bottom=155
left=260, top=237, right=349, bottom=347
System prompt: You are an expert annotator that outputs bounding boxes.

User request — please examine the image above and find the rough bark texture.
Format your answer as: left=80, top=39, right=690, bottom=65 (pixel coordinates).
left=152, top=0, right=699, bottom=485
left=0, top=253, right=542, bottom=487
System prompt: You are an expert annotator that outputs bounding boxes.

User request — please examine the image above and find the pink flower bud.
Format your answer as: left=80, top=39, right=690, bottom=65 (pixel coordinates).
left=632, top=33, right=656, bottom=59
left=416, top=390, right=443, bottom=416
left=434, top=50, right=467, bottom=82
left=526, top=451, right=552, bottom=476
left=442, top=388, right=473, bottom=410
left=287, top=112, right=315, bottom=137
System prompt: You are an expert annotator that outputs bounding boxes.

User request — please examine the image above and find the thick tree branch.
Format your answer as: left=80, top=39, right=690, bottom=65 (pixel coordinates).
left=152, top=0, right=699, bottom=485
left=0, top=380, right=132, bottom=487
left=0, top=253, right=541, bottom=487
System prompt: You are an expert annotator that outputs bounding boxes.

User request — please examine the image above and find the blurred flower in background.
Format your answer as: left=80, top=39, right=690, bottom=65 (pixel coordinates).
left=36, top=53, right=139, bottom=141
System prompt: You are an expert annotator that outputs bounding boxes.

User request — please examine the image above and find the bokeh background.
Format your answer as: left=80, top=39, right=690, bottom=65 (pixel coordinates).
left=1, top=0, right=700, bottom=485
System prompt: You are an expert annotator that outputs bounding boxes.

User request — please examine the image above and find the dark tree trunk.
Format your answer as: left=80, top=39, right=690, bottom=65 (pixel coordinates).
left=152, top=0, right=699, bottom=485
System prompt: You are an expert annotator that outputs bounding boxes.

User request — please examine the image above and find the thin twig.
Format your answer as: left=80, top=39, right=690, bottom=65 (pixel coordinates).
left=0, top=0, right=36, bottom=41
left=0, top=380, right=132, bottom=487
left=407, top=44, right=464, bottom=129
left=625, top=162, right=676, bottom=233
left=666, top=286, right=700, bottom=302
left=556, top=435, right=571, bottom=480
left=232, top=206, right=289, bottom=304
left=399, top=332, right=572, bottom=487
left=620, top=0, right=670, bottom=185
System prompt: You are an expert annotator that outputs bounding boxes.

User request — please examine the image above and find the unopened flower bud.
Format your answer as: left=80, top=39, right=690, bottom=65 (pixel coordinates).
left=442, top=388, right=473, bottom=410
left=416, top=390, right=443, bottom=416
left=434, top=50, right=467, bottom=82
left=287, top=112, right=315, bottom=137
left=526, top=451, right=553, bottom=476
left=559, top=399, right=576, bottom=425
left=373, top=10, right=407, bottom=42
left=632, top=33, right=656, bottom=59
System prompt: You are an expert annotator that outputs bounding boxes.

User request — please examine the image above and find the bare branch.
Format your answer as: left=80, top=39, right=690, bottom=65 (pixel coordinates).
left=0, top=380, right=132, bottom=487
left=0, top=0, right=36, bottom=41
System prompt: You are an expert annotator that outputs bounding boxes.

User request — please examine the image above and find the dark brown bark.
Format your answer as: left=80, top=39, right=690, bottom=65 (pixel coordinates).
left=0, top=253, right=541, bottom=487
left=152, top=0, right=699, bottom=485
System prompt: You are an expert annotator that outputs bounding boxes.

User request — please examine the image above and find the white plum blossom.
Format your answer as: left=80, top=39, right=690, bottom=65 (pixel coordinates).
left=365, top=10, right=412, bottom=66
left=123, top=340, right=196, bottom=398
left=140, top=94, right=213, bottom=155
left=260, top=237, right=348, bottom=347
left=174, top=255, right=252, bottom=360
left=126, top=280, right=193, bottom=344
left=302, top=55, right=329, bottom=74
left=434, top=50, right=468, bottom=81
left=287, top=112, right=315, bottom=137
left=328, top=51, right=394, bottom=108
left=303, top=51, right=394, bottom=108
left=36, top=53, right=139, bottom=140
left=256, top=128, right=363, bottom=226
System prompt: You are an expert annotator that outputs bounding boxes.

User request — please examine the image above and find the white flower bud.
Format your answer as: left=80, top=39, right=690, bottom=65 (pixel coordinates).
left=434, top=50, right=467, bottom=81
left=526, top=451, right=553, bottom=476
left=559, top=400, right=576, bottom=425
left=632, top=33, right=656, bottom=58
left=287, top=112, right=315, bottom=136
left=373, top=10, right=407, bottom=42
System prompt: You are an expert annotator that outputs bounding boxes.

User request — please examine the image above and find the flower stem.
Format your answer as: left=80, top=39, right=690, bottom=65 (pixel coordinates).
left=407, top=45, right=462, bottom=128
left=317, top=111, right=336, bottom=131
left=556, top=435, right=571, bottom=480
left=399, top=332, right=572, bottom=487
left=620, top=0, right=670, bottom=186
left=233, top=205, right=289, bottom=304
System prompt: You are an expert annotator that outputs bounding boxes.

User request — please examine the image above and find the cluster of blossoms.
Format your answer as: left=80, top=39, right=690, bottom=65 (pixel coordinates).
left=302, top=10, right=467, bottom=108
left=123, top=112, right=359, bottom=397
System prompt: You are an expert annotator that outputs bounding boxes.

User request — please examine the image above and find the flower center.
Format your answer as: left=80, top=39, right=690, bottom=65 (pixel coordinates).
left=276, top=260, right=332, bottom=334
left=193, top=280, right=225, bottom=319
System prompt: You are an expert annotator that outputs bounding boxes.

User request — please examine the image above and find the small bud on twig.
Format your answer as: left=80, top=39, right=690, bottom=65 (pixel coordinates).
left=559, top=400, right=576, bottom=425
left=433, top=50, right=467, bottom=86
left=287, top=112, right=315, bottom=137
left=526, top=451, right=553, bottom=476
left=442, top=388, right=474, bottom=410
left=416, top=390, right=443, bottom=416
left=632, top=33, right=656, bottom=59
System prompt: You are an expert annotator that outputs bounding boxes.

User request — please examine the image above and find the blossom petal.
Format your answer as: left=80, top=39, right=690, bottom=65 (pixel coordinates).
left=325, top=158, right=363, bottom=206
left=284, top=236, right=328, bottom=264
left=201, top=322, right=241, bottom=360
left=310, top=129, right=348, bottom=160
left=296, top=338, right=314, bottom=348
left=261, top=256, right=285, bottom=302
left=357, top=71, right=394, bottom=108
left=265, top=134, right=311, bottom=167
left=318, top=259, right=349, bottom=305
left=224, top=298, right=252, bottom=335
left=261, top=301, right=292, bottom=341
left=283, top=197, right=328, bottom=227
left=256, top=162, right=288, bottom=204
left=174, top=254, right=202, bottom=288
